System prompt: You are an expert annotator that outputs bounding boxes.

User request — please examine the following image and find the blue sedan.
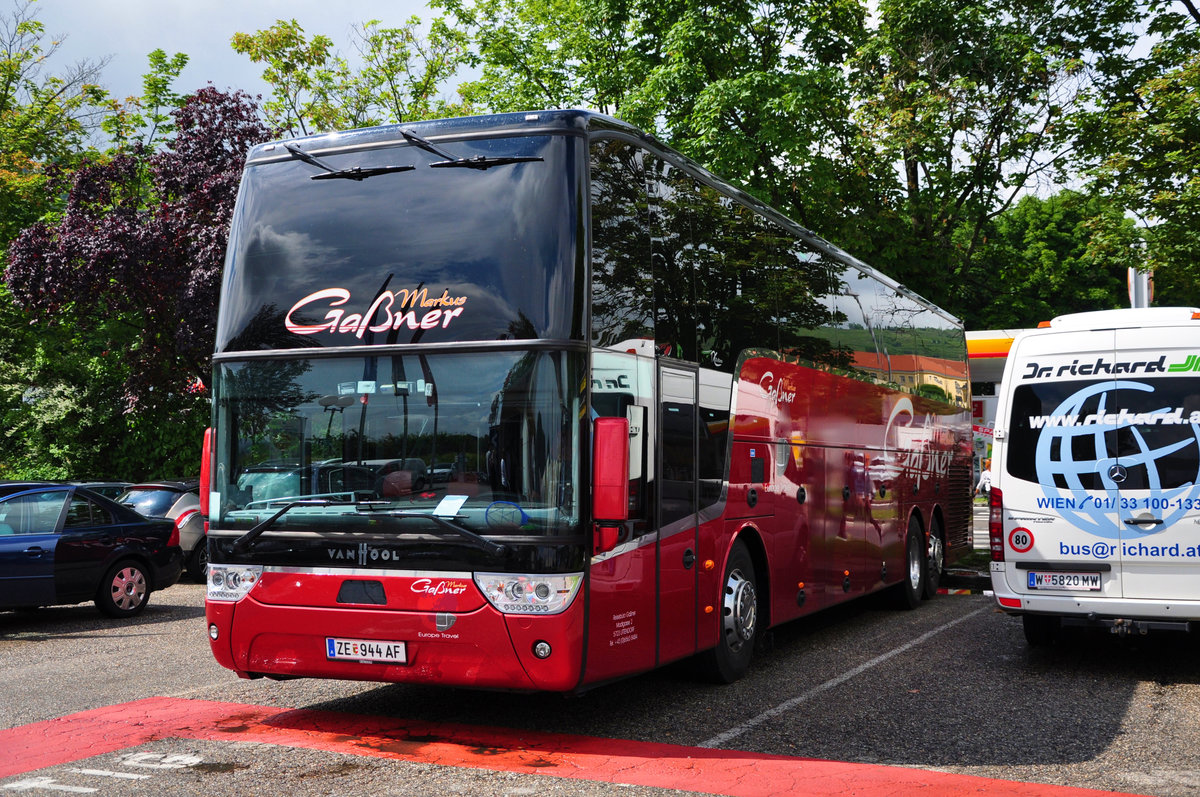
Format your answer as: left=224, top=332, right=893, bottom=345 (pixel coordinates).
left=0, top=482, right=184, bottom=617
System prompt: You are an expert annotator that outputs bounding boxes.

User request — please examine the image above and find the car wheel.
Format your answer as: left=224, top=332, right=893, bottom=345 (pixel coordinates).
left=187, top=538, right=209, bottom=582
left=699, top=539, right=758, bottom=684
left=893, top=516, right=925, bottom=610
left=1022, top=614, right=1060, bottom=647
left=922, top=518, right=945, bottom=600
left=95, top=560, right=151, bottom=618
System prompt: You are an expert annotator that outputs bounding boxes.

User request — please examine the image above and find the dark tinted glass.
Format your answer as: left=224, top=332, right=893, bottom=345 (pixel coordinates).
left=218, top=135, right=584, bottom=351
left=590, top=139, right=653, bottom=348
left=212, top=350, right=586, bottom=536
left=119, top=489, right=178, bottom=517
left=1007, top=379, right=1200, bottom=490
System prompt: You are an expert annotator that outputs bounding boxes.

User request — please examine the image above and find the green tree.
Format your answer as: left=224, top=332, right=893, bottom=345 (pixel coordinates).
left=0, top=0, right=108, bottom=242
left=849, top=0, right=1142, bottom=314
left=100, top=48, right=190, bottom=152
left=967, top=190, right=1136, bottom=329
left=438, top=0, right=871, bottom=239
left=231, top=17, right=471, bottom=136
left=2, top=87, right=271, bottom=480
left=1077, top=0, right=1199, bottom=305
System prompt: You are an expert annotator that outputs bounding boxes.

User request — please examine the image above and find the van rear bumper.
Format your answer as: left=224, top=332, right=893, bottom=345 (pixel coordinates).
left=991, top=562, right=1200, bottom=630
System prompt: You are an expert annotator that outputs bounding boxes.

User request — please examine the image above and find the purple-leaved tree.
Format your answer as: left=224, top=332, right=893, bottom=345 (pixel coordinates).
left=5, top=87, right=272, bottom=411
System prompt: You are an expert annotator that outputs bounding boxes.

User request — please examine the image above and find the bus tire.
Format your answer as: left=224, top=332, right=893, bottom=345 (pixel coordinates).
left=922, top=517, right=944, bottom=600
left=894, top=517, right=925, bottom=610
left=95, top=560, right=151, bottom=618
left=700, top=540, right=758, bottom=684
left=1022, top=614, right=1060, bottom=647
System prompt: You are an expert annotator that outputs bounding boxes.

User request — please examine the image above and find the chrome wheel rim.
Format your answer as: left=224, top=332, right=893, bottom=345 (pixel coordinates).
left=110, top=567, right=147, bottom=611
left=907, top=537, right=923, bottom=591
left=927, top=533, right=944, bottom=577
left=722, top=568, right=757, bottom=652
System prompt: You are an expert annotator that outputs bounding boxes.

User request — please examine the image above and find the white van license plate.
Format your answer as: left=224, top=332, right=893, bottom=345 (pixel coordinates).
left=1027, top=571, right=1101, bottom=590
left=326, top=637, right=407, bottom=663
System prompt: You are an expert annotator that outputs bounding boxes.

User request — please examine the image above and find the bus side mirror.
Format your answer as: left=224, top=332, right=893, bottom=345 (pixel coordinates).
left=592, top=417, right=629, bottom=554
left=200, top=427, right=213, bottom=517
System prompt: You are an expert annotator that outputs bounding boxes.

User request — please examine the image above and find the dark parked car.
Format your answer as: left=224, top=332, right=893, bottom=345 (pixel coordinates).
left=116, top=481, right=206, bottom=581
left=0, top=482, right=184, bottom=617
left=67, top=481, right=132, bottom=500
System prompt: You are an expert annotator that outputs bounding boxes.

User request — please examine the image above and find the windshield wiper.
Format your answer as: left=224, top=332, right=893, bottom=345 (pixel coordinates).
left=355, top=502, right=508, bottom=557
left=230, top=499, right=507, bottom=558
left=400, top=129, right=543, bottom=171
left=284, top=143, right=414, bottom=181
left=232, top=498, right=337, bottom=554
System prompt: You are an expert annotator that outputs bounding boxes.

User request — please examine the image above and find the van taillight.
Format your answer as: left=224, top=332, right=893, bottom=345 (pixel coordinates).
left=989, top=488, right=1004, bottom=561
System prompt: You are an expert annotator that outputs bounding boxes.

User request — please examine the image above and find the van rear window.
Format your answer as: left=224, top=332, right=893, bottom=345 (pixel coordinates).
left=1006, top=378, right=1200, bottom=491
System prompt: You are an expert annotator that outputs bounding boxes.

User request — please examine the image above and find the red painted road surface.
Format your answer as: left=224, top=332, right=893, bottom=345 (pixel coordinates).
left=0, top=697, right=1136, bottom=797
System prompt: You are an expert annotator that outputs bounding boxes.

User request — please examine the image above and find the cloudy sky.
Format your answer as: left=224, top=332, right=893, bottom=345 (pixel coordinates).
left=34, top=0, right=440, bottom=104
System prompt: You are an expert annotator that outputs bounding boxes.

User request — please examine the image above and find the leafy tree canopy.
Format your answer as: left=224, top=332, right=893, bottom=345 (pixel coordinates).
left=0, top=0, right=109, bottom=243
left=966, top=190, right=1136, bottom=329
left=1077, top=0, right=1200, bottom=305
left=231, top=17, right=472, bottom=135
left=6, top=87, right=271, bottom=406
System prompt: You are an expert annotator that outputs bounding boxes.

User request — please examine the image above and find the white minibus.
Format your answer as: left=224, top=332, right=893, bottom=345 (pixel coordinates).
left=990, top=307, right=1200, bottom=644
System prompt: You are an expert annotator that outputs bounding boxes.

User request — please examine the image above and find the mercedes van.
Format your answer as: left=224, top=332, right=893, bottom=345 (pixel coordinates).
left=989, top=307, right=1200, bottom=644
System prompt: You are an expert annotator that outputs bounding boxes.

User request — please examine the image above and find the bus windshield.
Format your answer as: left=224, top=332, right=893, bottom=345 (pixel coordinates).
left=210, top=350, right=586, bottom=538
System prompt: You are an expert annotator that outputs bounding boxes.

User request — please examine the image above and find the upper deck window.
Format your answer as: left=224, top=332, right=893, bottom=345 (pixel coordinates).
left=217, top=134, right=585, bottom=352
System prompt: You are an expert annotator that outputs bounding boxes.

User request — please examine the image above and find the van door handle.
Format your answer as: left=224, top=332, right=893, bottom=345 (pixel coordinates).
left=1124, top=517, right=1164, bottom=526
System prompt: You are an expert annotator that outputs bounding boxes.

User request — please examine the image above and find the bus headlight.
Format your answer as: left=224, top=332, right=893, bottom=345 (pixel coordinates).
left=474, top=572, right=582, bottom=615
left=207, top=564, right=263, bottom=602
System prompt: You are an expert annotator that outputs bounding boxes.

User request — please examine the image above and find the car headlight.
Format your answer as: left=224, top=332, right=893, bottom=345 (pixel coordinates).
left=207, top=564, right=263, bottom=602
left=473, top=572, right=582, bottom=615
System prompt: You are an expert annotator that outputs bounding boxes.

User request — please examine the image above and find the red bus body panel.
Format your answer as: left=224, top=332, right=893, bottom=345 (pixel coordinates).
left=207, top=571, right=585, bottom=692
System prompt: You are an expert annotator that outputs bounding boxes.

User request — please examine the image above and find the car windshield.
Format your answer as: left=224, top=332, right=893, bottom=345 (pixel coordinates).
left=211, top=350, right=586, bottom=537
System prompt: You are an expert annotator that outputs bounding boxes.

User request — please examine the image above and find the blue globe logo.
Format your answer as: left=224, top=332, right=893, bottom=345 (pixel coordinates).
left=1034, top=380, right=1200, bottom=539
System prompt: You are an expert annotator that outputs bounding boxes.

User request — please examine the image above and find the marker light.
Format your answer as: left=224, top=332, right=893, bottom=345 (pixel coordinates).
left=207, top=564, right=263, bottom=602
left=474, top=572, right=582, bottom=615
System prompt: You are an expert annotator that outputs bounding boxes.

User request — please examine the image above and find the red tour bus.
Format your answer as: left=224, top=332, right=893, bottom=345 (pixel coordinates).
left=203, top=111, right=973, bottom=691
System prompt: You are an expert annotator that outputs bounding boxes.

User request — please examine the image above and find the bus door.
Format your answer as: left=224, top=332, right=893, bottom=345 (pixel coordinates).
left=584, top=353, right=657, bottom=685
left=1111, top=326, right=1200, bottom=602
left=658, top=362, right=700, bottom=663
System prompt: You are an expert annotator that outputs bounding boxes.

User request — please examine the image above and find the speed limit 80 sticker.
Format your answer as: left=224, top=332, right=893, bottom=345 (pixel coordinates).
left=1008, top=527, right=1035, bottom=553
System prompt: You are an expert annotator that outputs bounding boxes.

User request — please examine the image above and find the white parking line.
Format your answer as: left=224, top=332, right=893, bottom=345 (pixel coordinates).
left=700, top=607, right=989, bottom=749
left=69, top=770, right=150, bottom=780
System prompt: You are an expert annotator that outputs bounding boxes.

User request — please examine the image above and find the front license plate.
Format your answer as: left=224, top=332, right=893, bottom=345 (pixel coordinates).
left=1027, top=571, right=1101, bottom=591
left=326, top=637, right=407, bottom=664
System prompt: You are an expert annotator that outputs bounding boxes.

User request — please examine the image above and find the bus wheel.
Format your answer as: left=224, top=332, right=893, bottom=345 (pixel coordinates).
left=922, top=518, right=944, bottom=600
left=1022, top=614, right=1060, bottom=647
left=701, top=540, right=758, bottom=683
left=894, top=517, right=925, bottom=610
